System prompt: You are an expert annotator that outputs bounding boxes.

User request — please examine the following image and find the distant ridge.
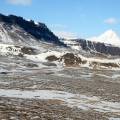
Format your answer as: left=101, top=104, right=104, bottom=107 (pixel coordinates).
left=88, top=29, right=120, bottom=47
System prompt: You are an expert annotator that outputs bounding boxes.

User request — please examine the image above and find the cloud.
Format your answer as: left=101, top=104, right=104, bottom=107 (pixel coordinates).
left=7, top=0, right=32, bottom=6
left=104, top=18, right=118, bottom=25
left=54, top=31, right=78, bottom=39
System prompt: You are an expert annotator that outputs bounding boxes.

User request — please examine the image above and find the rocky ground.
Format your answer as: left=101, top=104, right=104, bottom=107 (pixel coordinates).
left=0, top=56, right=120, bottom=120
left=0, top=98, right=112, bottom=120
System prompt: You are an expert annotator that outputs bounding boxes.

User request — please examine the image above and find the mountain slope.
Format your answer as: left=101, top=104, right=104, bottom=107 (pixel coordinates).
left=0, top=13, right=120, bottom=70
left=0, top=13, right=65, bottom=46
left=61, top=37, right=120, bottom=57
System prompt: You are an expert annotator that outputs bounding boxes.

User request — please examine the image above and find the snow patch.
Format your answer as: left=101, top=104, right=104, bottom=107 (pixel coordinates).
left=61, top=39, right=81, bottom=50
left=0, top=89, right=120, bottom=114
left=109, top=118, right=120, bottom=120
left=25, top=50, right=120, bottom=70
left=0, top=43, right=21, bottom=56
left=25, top=51, right=65, bottom=62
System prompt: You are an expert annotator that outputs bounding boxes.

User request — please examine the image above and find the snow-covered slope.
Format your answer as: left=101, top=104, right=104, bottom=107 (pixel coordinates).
left=60, top=39, right=81, bottom=50
left=25, top=51, right=120, bottom=70
left=88, top=30, right=120, bottom=47
left=1, top=13, right=120, bottom=70
left=0, top=23, right=38, bottom=45
left=0, top=13, right=65, bottom=47
left=0, top=24, right=12, bottom=43
left=0, top=42, right=119, bottom=70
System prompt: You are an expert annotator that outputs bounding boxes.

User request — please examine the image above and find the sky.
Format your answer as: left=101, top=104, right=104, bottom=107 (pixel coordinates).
left=0, top=0, right=120, bottom=39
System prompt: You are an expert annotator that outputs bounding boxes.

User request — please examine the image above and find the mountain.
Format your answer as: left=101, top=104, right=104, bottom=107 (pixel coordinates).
left=61, top=30, right=120, bottom=57
left=0, top=13, right=120, bottom=70
left=61, top=38, right=120, bottom=57
left=0, top=13, right=65, bottom=46
left=88, top=30, right=120, bottom=47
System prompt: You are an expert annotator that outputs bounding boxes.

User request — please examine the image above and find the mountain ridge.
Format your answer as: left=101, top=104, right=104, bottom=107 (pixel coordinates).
left=1, top=13, right=120, bottom=69
left=61, top=38, right=120, bottom=57
left=0, top=13, right=65, bottom=46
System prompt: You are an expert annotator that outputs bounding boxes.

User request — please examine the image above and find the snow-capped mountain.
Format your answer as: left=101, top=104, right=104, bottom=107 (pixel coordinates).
left=61, top=30, right=120, bottom=57
left=88, top=30, right=120, bottom=47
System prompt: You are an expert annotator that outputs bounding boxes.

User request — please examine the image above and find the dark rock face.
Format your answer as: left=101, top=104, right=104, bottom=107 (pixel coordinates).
left=90, top=61, right=119, bottom=68
left=43, top=62, right=57, bottom=66
left=46, top=53, right=83, bottom=66
left=46, top=55, right=59, bottom=62
left=61, top=53, right=82, bottom=66
left=72, top=39, right=120, bottom=56
left=25, top=63, right=38, bottom=68
left=0, top=13, right=65, bottom=46
left=18, top=53, right=24, bottom=57
left=99, top=63, right=119, bottom=68
left=0, top=72, right=7, bottom=74
left=21, top=47, right=36, bottom=55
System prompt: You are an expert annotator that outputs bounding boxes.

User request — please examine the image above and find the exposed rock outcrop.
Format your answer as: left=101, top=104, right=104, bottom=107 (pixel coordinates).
left=0, top=13, right=65, bottom=46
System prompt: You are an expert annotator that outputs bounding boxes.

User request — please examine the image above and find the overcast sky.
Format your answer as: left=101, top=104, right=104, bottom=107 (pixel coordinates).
left=0, top=0, right=120, bottom=39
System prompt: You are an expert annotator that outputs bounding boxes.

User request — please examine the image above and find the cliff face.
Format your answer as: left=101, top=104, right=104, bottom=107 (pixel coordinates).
left=0, top=13, right=65, bottom=46
left=63, top=38, right=120, bottom=57
left=79, top=39, right=120, bottom=56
